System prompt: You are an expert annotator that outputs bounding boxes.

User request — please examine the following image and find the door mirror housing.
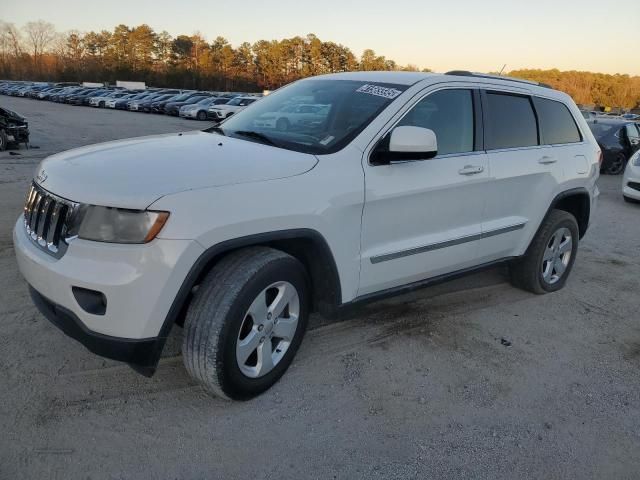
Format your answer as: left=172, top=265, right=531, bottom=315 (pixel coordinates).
left=371, top=126, right=438, bottom=165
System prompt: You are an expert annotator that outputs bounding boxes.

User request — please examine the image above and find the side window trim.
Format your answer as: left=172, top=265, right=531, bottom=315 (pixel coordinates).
left=367, top=86, right=481, bottom=165
left=479, top=89, right=541, bottom=152
left=473, top=89, right=484, bottom=152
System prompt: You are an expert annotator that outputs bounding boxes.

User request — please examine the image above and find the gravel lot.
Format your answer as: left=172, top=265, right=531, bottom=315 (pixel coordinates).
left=1, top=97, right=639, bottom=480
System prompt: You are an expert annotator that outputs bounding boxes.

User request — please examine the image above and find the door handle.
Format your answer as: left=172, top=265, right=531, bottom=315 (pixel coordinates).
left=458, top=165, right=484, bottom=175
left=538, top=156, right=557, bottom=164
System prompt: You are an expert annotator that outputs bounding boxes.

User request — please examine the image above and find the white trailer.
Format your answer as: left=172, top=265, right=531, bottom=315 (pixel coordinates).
left=116, top=81, right=146, bottom=90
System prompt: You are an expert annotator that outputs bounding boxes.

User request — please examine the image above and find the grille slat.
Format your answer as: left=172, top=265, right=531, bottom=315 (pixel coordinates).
left=22, top=183, right=79, bottom=258
left=29, top=193, right=44, bottom=232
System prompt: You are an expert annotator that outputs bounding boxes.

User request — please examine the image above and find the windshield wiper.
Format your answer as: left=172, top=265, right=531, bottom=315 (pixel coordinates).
left=232, top=130, right=279, bottom=147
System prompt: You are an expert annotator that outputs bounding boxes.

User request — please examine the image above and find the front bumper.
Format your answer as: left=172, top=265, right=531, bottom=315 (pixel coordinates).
left=14, top=217, right=205, bottom=369
left=29, top=286, right=161, bottom=375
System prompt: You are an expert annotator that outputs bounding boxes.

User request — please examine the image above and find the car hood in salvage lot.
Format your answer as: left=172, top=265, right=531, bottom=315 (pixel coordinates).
left=35, top=130, right=318, bottom=209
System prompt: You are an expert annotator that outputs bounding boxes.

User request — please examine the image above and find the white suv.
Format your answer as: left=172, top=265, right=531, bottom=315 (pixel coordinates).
left=207, top=96, right=259, bottom=120
left=14, top=71, right=600, bottom=400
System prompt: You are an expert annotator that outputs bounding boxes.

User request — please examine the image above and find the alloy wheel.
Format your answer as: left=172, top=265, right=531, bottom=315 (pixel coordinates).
left=236, top=281, right=300, bottom=378
left=541, top=227, right=573, bottom=285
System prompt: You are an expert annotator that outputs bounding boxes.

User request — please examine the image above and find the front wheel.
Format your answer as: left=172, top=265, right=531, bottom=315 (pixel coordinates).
left=509, top=210, right=579, bottom=294
left=196, top=110, right=207, bottom=121
left=0, top=129, right=7, bottom=151
left=182, top=247, right=309, bottom=400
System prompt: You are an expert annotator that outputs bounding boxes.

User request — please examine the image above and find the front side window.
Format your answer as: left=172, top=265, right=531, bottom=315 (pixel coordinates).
left=533, top=97, right=581, bottom=144
left=485, top=92, right=538, bottom=150
left=397, top=89, right=474, bottom=156
left=216, top=79, right=408, bottom=154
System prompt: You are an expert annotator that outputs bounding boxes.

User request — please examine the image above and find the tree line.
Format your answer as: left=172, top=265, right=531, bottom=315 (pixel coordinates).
left=507, top=69, right=640, bottom=109
left=0, top=20, right=428, bottom=92
left=1, top=20, right=639, bottom=108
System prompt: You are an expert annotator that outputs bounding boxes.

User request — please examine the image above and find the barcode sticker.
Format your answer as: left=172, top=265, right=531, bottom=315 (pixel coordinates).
left=356, top=84, right=403, bottom=99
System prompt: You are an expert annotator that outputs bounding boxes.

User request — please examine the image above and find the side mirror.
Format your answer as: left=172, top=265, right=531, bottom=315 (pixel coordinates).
left=371, top=126, right=438, bottom=165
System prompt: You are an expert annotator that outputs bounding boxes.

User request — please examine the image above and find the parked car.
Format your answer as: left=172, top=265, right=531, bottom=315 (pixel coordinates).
left=0, top=106, right=29, bottom=150
left=253, top=103, right=330, bottom=131
left=37, top=87, right=64, bottom=100
left=179, top=97, right=230, bottom=120
left=622, top=150, right=640, bottom=203
left=621, top=113, right=640, bottom=121
left=587, top=119, right=640, bottom=174
left=88, top=91, right=125, bottom=107
left=106, top=93, right=139, bottom=109
left=151, top=91, right=200, bottom=113
left=134, top=93, right=178, bottom=113
left=13, top=71, right=599, bottom=400
left=164, top=94, right=212, bottom=116
left=207, top=96, right=259, bottom=121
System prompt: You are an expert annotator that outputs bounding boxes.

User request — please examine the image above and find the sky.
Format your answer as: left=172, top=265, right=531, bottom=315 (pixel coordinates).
left=4, top=0, right=640, bottom=75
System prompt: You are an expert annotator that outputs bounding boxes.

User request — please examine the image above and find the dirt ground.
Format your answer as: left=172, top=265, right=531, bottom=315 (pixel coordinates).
left=1, top=96, right=639, bottom=480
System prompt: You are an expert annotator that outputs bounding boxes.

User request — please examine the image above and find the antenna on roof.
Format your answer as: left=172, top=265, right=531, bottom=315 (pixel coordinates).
left=498, top=64, right=507, bottom=75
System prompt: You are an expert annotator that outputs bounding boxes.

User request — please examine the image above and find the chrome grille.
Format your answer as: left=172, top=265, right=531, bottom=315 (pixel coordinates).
left=23, top=183, right=78, bottom=258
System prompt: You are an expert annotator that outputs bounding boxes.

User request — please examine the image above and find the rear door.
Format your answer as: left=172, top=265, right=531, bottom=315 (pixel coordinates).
left=478, top=90, right=556, bottom=263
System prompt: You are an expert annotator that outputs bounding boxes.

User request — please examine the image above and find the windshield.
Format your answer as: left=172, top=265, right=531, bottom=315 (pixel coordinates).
left=217, top=79, right=407, bottom=154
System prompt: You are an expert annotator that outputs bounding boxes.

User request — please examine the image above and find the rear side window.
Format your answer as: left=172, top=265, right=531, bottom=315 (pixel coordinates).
left=484, top=92, right=538, bottom=150
left=533, top=97, right=581, bottom=144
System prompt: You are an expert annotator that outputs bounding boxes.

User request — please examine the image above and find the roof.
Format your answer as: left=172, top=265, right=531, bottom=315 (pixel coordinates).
left=313, top=71, right=562, bottom=98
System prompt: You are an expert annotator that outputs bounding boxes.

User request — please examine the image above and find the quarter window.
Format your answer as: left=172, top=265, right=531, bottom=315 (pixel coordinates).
left=485, top=92, right=538, bottom=150
left=533, top=97, right=582, bottom=144
left=397, top=89, right=474, bottom=156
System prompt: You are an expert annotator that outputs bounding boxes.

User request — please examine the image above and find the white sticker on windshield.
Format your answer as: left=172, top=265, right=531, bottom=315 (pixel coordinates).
left=319, top=135, right=335, bottom=146
left=356, top=84, right=402, bottom=99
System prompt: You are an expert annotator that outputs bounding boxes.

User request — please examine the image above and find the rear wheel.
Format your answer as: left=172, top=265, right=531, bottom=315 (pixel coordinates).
left=604, top=152, right=626, bottom=175
left=509, top=210, right=579, bottom=294
left=182, top=247, right=309, bottom=400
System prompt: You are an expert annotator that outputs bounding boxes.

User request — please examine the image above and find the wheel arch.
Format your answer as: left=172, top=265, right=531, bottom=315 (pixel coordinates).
left=157, top=228, right=342, bottom=348
left=548, top=188, right=591, bottom=239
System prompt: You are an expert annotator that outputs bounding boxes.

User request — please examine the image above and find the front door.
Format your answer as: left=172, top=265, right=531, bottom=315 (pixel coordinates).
left=358, top=88, right=489, bottom=296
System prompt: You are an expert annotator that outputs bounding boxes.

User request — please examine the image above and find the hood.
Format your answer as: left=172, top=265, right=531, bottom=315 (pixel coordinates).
left=35, top=131, right=318, bottom=209
left=0, top=107, right=26, bottom=123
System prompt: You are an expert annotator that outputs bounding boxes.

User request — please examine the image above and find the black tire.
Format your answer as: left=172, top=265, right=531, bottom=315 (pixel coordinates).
left=604, top=152, right=626, bottom=175
left=182, top=247, right=310, bottom=400
left=0, top=129, right=7, bottom=151
left=509, top=210, right=579, bottom=294
left=99, top=101, right=105, bottom=108
left=196, top=110, right=207, bottom=121
left=276, top=118, right=290, bottom=131
left=624, top=195, right=640, bottom=204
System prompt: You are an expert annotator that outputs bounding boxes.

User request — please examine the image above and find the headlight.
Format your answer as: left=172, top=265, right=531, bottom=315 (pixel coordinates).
left=632, top=151, right=640, bottom=167
left=68, top=206, right=169, bottom=244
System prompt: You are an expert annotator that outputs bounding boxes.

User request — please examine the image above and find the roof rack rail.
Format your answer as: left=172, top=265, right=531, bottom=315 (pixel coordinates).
left=444, top=70, right=553, bottom=89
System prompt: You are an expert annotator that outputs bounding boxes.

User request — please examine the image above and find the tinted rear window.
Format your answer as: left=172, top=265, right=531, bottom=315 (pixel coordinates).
left=533, top=97, right=581, bottom=144
left=485, top=92, right=538, bottom=150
